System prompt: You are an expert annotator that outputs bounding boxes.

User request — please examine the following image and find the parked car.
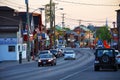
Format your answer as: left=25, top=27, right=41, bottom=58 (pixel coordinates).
left=50, top=49, right=59, bottom=58
left=115, top=50, right=120, bottom=67
left=64, top=50, right=76, bottom=60
left=38, top=54, right=56, bottom=67
left=94, top=48, right=118, bottom=71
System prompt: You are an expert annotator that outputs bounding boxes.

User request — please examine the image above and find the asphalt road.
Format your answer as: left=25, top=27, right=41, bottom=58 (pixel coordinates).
left=0, top=48, right=120, bottom=80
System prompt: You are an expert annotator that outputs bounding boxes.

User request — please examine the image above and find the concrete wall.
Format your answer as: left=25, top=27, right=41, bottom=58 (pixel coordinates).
left=0, top=44, right=27, bottom=61
left=0, top=44, right=17, bottom=61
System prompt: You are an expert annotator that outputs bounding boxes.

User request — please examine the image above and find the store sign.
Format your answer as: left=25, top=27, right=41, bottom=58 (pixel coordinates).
left=0, top=38, right=17, bottom=44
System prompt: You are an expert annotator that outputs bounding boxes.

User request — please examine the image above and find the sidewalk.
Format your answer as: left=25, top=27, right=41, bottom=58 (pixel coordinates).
left=0, top=58, right=37, bottom=69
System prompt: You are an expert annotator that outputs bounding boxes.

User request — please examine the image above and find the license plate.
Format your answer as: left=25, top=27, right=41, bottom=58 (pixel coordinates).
left=43, top=62, right=46, bottom=64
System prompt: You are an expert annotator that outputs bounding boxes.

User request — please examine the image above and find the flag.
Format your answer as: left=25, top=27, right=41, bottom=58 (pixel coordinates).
left=30, top=16, right=34, bottom=33
left=103, top=40, right=110, bottom=48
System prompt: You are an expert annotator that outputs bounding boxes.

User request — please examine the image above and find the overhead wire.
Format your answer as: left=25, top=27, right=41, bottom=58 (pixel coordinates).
left=0, top=15, right=39, bottom=28
left=55, top=14, right=114, bottom=24
left=5, top=0, right=26, bottom=7
left=0, top=1, right=26, bottom=9
left=0, top=1, right=37, bottom=12
left=55, top=0, right=120, bottom=7
left=0, top=0, right=118, bottom=26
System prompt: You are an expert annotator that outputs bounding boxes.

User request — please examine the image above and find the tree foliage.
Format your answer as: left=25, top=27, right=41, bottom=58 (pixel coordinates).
left=96, top=26, right=111, bottom=42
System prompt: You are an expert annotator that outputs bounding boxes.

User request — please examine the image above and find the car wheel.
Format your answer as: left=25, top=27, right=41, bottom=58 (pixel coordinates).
left=51, top=62, right=54, bottom=66
left=64, top=58, right=67, bottom=60
left=118, top=64, right=120, bottom=68
left=38, top=63, right=40, bottom=67
left=54, top=62, right=56, bottom=65
left=102, top=54, right=109, bottom=63
left=94, top=66, right=100, bottom=71
left=73, top=58, right=76, bottom=60
left=114, top=65, right=118, bottom=71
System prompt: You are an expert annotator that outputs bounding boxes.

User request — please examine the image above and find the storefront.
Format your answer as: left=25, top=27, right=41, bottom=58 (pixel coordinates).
left=0, top=38, right=26, bottom=61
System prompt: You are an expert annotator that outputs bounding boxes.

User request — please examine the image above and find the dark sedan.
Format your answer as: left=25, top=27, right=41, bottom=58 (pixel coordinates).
left=38, top=54, right=57, bottom=67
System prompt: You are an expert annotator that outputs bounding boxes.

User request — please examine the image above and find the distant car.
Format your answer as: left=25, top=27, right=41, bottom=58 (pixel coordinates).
left=50, top=49, right=60, bottom=58
left=57, top=44, right=65, bottom=48
left=64, top=50, right=76, bottom=60
left=96, top=45, right=103, bottom=49
left=39, top=50, right=51, bottom=54
left=115, top=50, right=120, bottom=67
left=75, top=42, right=80, bottom=48
left=94, top=48, right=118, bottom=71
left=38, top=54, right=56, bottom=67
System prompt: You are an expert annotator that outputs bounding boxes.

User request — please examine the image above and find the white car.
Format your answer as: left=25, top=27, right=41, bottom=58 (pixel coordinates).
left=64, top=50, right=76, bottom=60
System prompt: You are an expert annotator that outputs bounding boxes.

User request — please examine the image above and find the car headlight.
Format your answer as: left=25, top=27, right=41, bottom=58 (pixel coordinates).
left=48, top=59, right=53, bottom=62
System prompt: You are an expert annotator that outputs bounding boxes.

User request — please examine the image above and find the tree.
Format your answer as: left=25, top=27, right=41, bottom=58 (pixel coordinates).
left=96, top=26, right=111, bottom=42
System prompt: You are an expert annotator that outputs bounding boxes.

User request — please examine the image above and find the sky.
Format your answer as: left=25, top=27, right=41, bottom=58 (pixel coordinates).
left=0, top=0, right=120, bottom=29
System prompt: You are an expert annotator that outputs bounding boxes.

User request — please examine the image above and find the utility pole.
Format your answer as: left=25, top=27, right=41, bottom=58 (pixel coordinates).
left=78, top=20, right=81, bottom=26
left=50, top=0, right=54, bottom=48
left=25, top=0, right=30, bottom=61
left=62, top=13, right=65, bottom=28
left=50, top=0, right=53, bottom=30
left=113, top=22, right=115, bottom=28
left=53, top=4, right=56, bottom=48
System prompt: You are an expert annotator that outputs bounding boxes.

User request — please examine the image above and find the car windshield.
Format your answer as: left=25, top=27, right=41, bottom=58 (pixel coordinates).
left=50, top=50, right=57, bottom=53
left=40, top=51, right=49, bottom=54
left=64, top=50, right=74, bottom=54
left=97, top=49, right=113, bottom=57
left=39, top=54, right=52, bottom=58
left=64, top=52, right=74, bottom=54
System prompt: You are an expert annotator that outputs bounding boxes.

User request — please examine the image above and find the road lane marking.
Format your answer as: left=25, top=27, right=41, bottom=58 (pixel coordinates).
left=59, top=65, right=93, bottom=80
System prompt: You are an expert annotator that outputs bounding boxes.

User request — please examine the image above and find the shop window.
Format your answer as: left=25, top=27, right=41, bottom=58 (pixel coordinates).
left=8, top=46, right=15, bottom=52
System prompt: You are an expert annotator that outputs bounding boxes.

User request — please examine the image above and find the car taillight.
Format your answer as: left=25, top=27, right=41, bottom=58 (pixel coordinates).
left=95, top=58, right=99, bottom=61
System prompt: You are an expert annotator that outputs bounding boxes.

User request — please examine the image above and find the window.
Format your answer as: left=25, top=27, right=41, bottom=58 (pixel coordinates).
left=18, top=45, right=20, bottom=51
left=8, top=46, right=15, bottom=52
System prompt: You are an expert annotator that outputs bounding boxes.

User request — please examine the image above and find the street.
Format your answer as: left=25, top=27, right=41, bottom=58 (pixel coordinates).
left=0, top=48, right=120, bottom=80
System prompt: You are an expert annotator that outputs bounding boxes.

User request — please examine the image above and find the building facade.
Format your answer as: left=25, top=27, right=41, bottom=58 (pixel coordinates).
left=0, top=6, right=26, bottom=61
left=116, top=9, right=120, bottom=51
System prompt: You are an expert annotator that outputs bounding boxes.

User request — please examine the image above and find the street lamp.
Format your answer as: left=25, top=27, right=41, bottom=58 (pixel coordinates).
left=53, top=7, right=63, bottom=48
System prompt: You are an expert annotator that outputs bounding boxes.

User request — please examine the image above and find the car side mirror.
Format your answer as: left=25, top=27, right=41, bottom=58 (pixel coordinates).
left=54, top=56, right=56, bottom=59
left=115, top=52, right=118, bottom=55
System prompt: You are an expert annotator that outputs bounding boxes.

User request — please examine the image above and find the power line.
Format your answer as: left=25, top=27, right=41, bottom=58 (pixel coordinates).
left=0, top=2, right=26, bottom=9
left=55, top=0, right=120, bottom=7
left=5, top=0, right=26, bottom=7
left=66, top=17, right=114, bottom=23
left=56, top=15, right=115, bottom=24
left=0, top=15, right=40, bottom=27
left=0, top=1, right=36, bottom=11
